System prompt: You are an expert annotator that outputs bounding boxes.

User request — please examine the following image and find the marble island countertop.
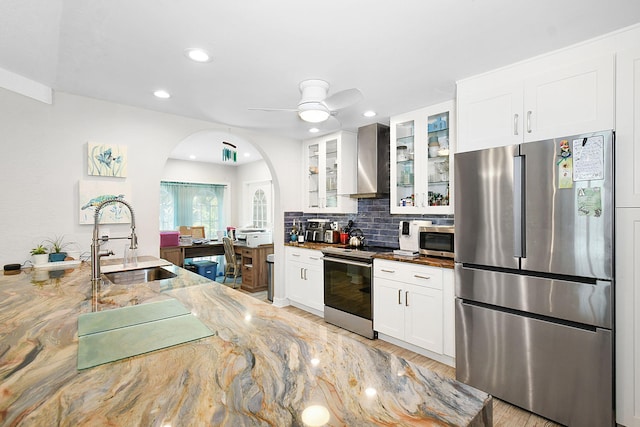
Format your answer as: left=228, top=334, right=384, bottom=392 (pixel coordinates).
left=0, top=257, right=490, bottom=426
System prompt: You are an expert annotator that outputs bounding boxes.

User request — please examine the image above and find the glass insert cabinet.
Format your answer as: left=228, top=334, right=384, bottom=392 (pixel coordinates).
left=303, top=131, right=357, bottom=214
left=390, top=100, right=455, bottom=214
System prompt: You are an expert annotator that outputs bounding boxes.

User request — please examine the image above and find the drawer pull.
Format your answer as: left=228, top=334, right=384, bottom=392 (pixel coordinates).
left=309, top=257, right=320, bottom=261
left=414, top=274, right=431, bottom=280
left=292, top=253, right=301, bottom=257
left=381, top=268, right=395, bottom=273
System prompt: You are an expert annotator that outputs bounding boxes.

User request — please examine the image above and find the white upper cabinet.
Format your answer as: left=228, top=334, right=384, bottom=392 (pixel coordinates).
left=303, top=131, right=357, bottom=213
left=616, top=45, right=640, bottom=208
left=390, top=100, right=455, bottom=214
left=457, top=53, right=615, bottom=152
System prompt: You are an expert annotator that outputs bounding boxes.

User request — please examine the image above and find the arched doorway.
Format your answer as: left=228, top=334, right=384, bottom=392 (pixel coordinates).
left=160, top=129, right=282, bottom=294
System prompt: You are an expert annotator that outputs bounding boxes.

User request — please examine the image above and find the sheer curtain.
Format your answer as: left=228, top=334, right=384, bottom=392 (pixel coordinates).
left=160, top=181, right=226, bottom=238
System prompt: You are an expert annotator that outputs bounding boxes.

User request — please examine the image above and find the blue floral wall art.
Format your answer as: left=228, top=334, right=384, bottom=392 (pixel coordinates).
left=88, top=142, right=127, bottom=177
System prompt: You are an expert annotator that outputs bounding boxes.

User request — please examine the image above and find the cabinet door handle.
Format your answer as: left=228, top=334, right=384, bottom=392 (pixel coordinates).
left=405, top=291, right=409, bottom=307
left=300, top=268, right=304, bottom=280
left=526, top=110, right=532, bottom=133
left=414, top=274, right=431, bottom=280
left=398, top=289, right=402, bottom=305
left=513, top=113, right=519, bottom=135
left=303, top=268, right=308, bottom=280
left=381, top=269, right=395, bottom=273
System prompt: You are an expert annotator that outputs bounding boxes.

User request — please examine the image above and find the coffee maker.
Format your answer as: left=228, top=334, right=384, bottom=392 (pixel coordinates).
left=304, top=219, right=330, bottom=242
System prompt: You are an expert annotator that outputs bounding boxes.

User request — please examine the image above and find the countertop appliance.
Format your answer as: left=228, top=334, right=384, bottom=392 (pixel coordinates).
left=399, top=220, right=431, bottom=253
left=418, top=225, right=454, bottom=258
left=324, top=229, right=340, bottom=243
left=454, top=130, right=614, bottom=427
left=322, top=245, right=393, bottom=339
left=305, top=219, right=330, bottom=243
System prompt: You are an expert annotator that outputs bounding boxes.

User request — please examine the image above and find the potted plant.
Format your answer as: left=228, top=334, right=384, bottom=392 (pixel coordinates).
left=46, top=235, right=74, bottom=262
left=30, top=243, right=49, bottom=265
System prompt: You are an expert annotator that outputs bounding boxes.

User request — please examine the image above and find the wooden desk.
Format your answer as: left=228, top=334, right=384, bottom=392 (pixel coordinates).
left=160, top=241, right=274, bottom=293
left=160, top=242, right=225, bottom=267
left=236, top=243, right=273, bottom=293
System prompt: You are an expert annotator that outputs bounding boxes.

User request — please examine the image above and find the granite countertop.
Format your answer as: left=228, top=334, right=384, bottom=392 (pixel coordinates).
left=0, top=257, right=490, bottom=426
left=285, top=242, right=455, bottom=269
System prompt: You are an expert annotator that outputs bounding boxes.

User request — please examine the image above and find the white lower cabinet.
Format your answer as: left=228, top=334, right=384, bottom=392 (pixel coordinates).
left=442, top=268, right=455, bottom=359
left=374, top=259, right=454, bottom=366
left=285, top=247, right=324, bottom=315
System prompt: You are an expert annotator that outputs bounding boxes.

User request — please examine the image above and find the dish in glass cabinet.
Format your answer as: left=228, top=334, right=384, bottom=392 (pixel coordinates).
left=309, top=166, right=319, bottom=174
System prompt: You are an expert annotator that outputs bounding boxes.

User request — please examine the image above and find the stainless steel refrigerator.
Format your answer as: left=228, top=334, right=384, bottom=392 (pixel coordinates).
left=454, top=130, right=614, bottom=427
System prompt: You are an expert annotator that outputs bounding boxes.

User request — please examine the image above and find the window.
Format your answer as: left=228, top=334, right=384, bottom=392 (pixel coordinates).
left=244, top=180, right=272, bottom=229
left=252, top=189, right=267, bottom=228
left=160, top=181, right=226, bottom=238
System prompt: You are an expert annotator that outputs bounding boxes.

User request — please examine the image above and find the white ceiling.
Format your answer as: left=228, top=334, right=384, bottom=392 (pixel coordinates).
left=2, top=0, right=640, bottom=164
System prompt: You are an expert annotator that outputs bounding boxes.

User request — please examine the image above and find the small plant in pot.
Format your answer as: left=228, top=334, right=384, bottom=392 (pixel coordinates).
left=46, top=235, right=74, bottom=262
left=30, top=243, right=49, bottom=265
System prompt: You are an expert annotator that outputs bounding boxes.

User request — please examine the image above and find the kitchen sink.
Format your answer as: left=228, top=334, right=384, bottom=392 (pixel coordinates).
left=103, top=266, right=177, bottom=285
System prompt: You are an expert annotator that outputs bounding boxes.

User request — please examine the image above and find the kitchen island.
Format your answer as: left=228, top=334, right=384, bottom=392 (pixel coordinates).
left=0, top=258, right=491, bottom=426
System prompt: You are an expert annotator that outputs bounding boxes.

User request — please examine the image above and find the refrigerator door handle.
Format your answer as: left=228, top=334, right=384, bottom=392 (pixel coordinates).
left=513, top=155, right=525, bottom=258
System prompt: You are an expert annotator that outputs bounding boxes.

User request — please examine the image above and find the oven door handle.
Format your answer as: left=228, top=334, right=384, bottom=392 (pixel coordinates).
left=323, top=257, right=372, bottom=268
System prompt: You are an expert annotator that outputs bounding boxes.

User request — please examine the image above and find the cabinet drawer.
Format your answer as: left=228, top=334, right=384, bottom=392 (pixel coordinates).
left=374, top=259, right=443, bottom=290
left=286, top=248, right=323, bottom=266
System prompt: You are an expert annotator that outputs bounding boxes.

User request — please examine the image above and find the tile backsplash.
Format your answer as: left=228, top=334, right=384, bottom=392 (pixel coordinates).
left=284, top=196, right=453, bottom=248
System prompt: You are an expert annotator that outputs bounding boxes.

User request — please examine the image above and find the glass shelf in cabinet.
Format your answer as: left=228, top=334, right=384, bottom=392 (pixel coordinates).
left=396, top=135, right=414, bottom=144
left=427, top=127, right=448, bottom=134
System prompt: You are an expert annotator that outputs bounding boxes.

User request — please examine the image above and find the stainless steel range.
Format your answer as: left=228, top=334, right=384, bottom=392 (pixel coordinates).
left=322, top=246, right=391, bottom=339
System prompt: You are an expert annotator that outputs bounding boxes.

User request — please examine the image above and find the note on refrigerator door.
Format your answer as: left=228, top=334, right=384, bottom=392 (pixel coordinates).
left=572, top=135, right=604, bottom=181
left=577, top=187, right=602, bottom=217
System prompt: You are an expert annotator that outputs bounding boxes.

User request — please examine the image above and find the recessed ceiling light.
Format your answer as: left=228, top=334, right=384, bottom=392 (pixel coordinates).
left=309, top=127, right=320, bottom=133
left=244, top=152, right=251, bottom=157
left=154, top=89, right=171, bottom=99
left=189, top=154, right=196, bottom=160
left=363, top=110, right=376, bottom=117
left=184, top=48, right=211, bottom=63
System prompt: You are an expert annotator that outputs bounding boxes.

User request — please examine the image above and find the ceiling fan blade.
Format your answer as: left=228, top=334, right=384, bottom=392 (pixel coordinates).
left=323, top=88, right=363, bottom=111
left=248, top=107, right=298, bottom=112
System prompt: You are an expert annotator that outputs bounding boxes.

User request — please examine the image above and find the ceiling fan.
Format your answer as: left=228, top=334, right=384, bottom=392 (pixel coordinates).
left=249, top=79, right=363, bottom=123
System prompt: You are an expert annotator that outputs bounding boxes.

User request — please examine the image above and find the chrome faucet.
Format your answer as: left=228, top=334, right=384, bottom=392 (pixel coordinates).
left=91, top=197, right=138, bottom=285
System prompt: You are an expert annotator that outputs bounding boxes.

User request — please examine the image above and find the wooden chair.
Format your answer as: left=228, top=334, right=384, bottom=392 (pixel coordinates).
left=222, top=237, right=242, bottom=288
left=179, top=226, right=205, bottom=239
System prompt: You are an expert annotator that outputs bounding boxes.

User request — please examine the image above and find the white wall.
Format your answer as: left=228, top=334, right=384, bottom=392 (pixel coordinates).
left=0, top=89, right=301, bottom=297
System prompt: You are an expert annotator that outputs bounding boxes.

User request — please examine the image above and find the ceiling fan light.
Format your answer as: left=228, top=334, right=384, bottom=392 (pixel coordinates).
left=298, top=103, right=330, bottom=123
left=184, top=48, right=211, bottom=63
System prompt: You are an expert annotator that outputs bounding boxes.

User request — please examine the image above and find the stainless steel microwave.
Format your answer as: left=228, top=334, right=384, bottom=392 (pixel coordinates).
left=419, top=225, right=455, bottom=258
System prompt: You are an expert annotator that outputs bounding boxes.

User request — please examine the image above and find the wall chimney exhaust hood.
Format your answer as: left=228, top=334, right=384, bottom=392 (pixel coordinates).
left=351, top=123, right=390, bottom=198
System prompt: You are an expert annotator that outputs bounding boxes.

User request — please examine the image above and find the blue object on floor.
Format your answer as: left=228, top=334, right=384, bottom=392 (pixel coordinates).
left=193, top=260, right=217, bottom=281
